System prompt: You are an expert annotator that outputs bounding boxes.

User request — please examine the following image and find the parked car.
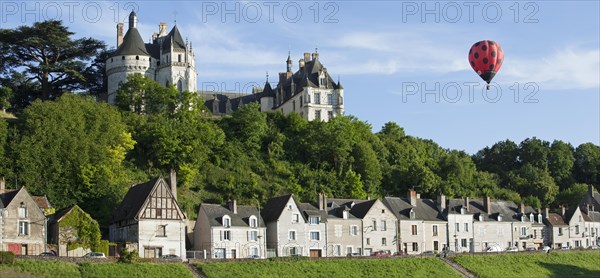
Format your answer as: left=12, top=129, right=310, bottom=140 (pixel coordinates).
left=247, top=255, right=261, bottom=259
left=39, top=252, right=56, bottom=257
left=505, top=246, right=519, bottom=252
left=526, top=247, right=536, bottom=251
left=560, top=246, right=569, bottom=251
left=540, top=246, right=551, bottom=252
left=589, top=245, right=599, bottom=250
left=486, top=246, right=502, bottom=252
left=83, top=252, right=106, bottom=258
left=349, top=252, right=362, bottom=257
left=161, top=254, right=180, bottom=259
left=371, top=250, right=392, bottom=257
left=421, top=251, right=436, bottom=257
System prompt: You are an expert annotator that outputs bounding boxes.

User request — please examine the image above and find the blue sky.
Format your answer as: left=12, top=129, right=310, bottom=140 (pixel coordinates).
left=1, top=1, right=598, bottom=153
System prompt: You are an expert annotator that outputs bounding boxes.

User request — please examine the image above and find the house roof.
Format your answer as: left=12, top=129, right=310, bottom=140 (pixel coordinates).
left=327, top=198, right=377, bottom=219
left=161, top=25, right=186, bottom=52
left=0, top=189, right=18, bottom=208
left=262, top=194, right=293, bottom=222
left=383, top=197, right=445, bottom=221
left=111, top=27, right=149, bottom=57
left=297, top=202, right=328, bottom=223
left=111, top=177, right=160, bottom=223
left=586, top=211, right=600, bottom=222
left=202, top=92, right=262, bottom=115
left=32, top=195, right=51, bottom=209
left=201, top=203, right=265, bottom=227
left=544, top=213, right=568, bottom=226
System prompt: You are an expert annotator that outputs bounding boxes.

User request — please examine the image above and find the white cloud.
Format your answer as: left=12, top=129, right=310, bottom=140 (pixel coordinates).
left=503, top=48, right=600, bottom=90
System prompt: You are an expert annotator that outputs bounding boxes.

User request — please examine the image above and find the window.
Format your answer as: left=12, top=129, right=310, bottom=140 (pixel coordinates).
left=328, top=111, right=333, bottom=120
left=178, top=54, right=182, bottom=62
left=350, top=225, right=358, bottom=236
left=366, top=238, right=371, bottom=245
left=342, top=210, right=348, bottom=219
left=214, top=248, right=225, bottom=259
left=306, top=93, right=311, bottom=103
left=334, top=245, right=341, bottom=256
left=136, top=55, right=139, bottom=60
left=18, top=207, right=28, bottom=218
left=314, top=93, right=321, bottom=104
left=289, top=247, right=298, bottom=256
left=315, top=110, right=321, bottom=121
left=327, top=93, right=333, bottom=104
left=320, top=77, right=326, bottom=87
left=310, top=231, right=320, bottom=241
left=559, top=227, right=563, bottom=236
left=310, top=216, right=320, bottom=225
left=382, top=238, right=387, bottom=246
left=530, top=213, right=534, bottom=223
left=250, top=247, right=259, bottom=257
left=122, top=56, right=125, bottom=60
left=157, top=225, right=166, bottom=237
left=347, top=246, right=353, bottom=255
left=221, top=230, right=231, bottom=241
left=576, top=225, right=580, bottom=234
left=433, top=225, right=438, bottom=236
left=410, top=209, right=415, bottom=219
left=534, top=229, right=537, bottom=239
left=223, top=216, right=231, bottom=227
left=292, top=100, right=296, bottom=111
left=372, top=220, right=377, bottom=231
left=249, top=216, right=258, bottom=228
left=455, top=223, right=460, bottom=232
left=19, top=221, right=29, bottom=236
left=461, top=239, right=468, bottom=248
left=248, top=231, right=258, bottom=241
left=156, top=209, right=162, bottom=218
left=292, top=213, right=300, bottom=223
left=289, top=230, right=296, bottom=240
left=300, top=97, right=303, bottom=107
left=381, top=220, right=387, bottom=231
left=520, top=227, right=527, bottom=236
left=464, top=223, right=469, bottom=232
left=412, top=242, right=418, bottom=252
left=412, top=225, right=417, bottom=235
left=334, top=225, right=342, bottom=237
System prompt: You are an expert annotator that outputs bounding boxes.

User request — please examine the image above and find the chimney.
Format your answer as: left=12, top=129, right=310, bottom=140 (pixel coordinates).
left=169, top=169, right=177, bottom=201
left=483, top=196, right=492, bottom=214
left=159, top=22, right=168, bottom=36
left=367, top=196, right=371, bottom=200
left=544, top=207, right=549, bottom=219
left=519, top=203, right=525, bottom=214
left=437, top=194, right=446, bottom=211
left=228, top=199, right=237, bottom=214
left=303, top=52, right=310, bottom=62
left=464, top=197, right=470, bottom=212
left=116, top=23, right=124, bottom=48
left=0, top=177, right=5, bottom=193
left=560, top=205, right=565, bottom=216
left=408, top=189, right=417, bottom=207
left=299, top=59, right=305, bottom=70
left=323, top=194, right=328, bottom=210
left=318, top=193, right=324, bottom=211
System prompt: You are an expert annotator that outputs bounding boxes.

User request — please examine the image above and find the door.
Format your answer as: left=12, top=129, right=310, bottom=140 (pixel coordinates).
left=21, top=244, right=28, bottom=256
left=231, top=249, right=237, bottom=259
left=433, top=241, right=439, bottom=251
left=309, top=249, right=321, bottom=258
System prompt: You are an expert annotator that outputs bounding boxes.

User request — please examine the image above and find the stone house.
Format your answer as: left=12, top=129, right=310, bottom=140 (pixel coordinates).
left=47, top=205, right=99, bottom=257
left=0, top=182, right=47, bottom=255
left=109, top=177, right=186, bottom=260
left=321, top=194, right=363, bottom=257
left=193, top=200, right=266, bottom=259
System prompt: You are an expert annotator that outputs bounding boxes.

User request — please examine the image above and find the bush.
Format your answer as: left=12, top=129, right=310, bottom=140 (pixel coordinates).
left=118, top=248, right=139, bottom=264
left=96, top=240, right=109, bottom=256
left=0, top=251, right=15, bottom=264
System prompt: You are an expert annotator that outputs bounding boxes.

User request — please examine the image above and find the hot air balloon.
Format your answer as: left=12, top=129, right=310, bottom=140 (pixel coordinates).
left=468, top=40, right=503, bottom=89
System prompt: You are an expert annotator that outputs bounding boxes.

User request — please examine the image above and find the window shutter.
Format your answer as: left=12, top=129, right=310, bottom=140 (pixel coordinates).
left=220, top=231, right=223, bottom=241
left=247, top=231, right=251, bottom=241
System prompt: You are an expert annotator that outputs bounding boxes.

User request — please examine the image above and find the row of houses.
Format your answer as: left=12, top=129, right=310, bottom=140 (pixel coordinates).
left=2, top=176, right=600, bottom=260
left=108, top=177, right=600, bottom=260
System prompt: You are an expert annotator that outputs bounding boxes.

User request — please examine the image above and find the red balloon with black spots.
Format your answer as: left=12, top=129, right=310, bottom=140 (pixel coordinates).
left=468, top=40, right=503, bottom=84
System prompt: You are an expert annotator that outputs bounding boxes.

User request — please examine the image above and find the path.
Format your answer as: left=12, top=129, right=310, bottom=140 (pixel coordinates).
left=439, top=256, right=478, bottom=278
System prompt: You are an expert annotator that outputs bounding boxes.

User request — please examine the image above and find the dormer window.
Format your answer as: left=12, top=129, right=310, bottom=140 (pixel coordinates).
left=409, top=209, right=416, bottom=220
left=249, top=216, right=257, bottom=228
left=460, top=207, right=466, bottom=215
left=222, top=215, right=231, bottom=228
left=342, top=210, right=348, bottom=219
left=521, top=215, right=525, bottom=222
left=498, top=215, right=502, bottom=221
left=478, top=215, right=483, bottom=221
left=310, top=216, right=320, bottom=225
left=530, top=213, right=534, bottom=222
left=537, top=214, right=542, bottom=223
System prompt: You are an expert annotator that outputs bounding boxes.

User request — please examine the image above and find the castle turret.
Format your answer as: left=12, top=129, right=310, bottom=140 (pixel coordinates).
left=128, top=10, right=137, bottom=29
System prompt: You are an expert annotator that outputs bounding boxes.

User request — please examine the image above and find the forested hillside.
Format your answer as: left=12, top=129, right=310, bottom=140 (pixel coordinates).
left=0, top=21, right=598, bottom=231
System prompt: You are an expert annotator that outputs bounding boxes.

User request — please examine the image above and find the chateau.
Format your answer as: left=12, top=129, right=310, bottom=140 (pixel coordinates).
left=106, top=12, right=344, bottom=121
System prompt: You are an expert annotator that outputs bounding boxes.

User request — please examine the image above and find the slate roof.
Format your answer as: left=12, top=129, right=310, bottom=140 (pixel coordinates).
left=544, top=213, right=568, bottom=226
left=327, top=205, right=357, bottom=219
left=262, top=194, right=293, bottom=222
left=383, top=197, right=445, bottom=222
left=49, top=205, right=76, bottom=224
left=586, top=211, right=600, bottom=222
left=201, top=203, right=265, bottom=227
left=202, top=92, right=262, bottom=115
left=297, top=202, right=328, bottom=223
left=111, top=177, right=160, bottom=223
left=111, top=27, right=149, bottom=57
left=328, top=198, right=378, bottom=219
left=0, top=189, right=19, bottom=208
left=161, top=25, right=186, bottom=52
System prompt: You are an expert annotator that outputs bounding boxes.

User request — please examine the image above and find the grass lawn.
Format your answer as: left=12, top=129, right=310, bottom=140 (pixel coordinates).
left=453, top=251, right=600, bottom=278
left=197, top=257, right=462, bottom=278
left=78, top=262, right=194, bottom=278
left=0, top=260, right=81, bottom=278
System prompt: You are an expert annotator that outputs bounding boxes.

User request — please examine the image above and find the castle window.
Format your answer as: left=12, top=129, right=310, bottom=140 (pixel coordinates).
left=122, top=56, right=125, bottom=60
left=292, top=100, right=296, bottom=111
left=136, top=56, right=139, bottom=60
left=178, top=54, right=182, bottom=63
left=314, top=93, right=321, bottom=104
left=327, top=94, right=333, bottom=104
left=111, top=58, right=113, bottom=62
left=315, top=110, right=321, bottom=121
left=177, top=80, right=183, bottom=93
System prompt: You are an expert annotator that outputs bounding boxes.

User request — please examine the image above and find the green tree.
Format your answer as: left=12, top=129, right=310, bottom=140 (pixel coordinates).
left=0, top=87, right=12, bottom=112
left=554, top=183, right=589, bottom=207
left=0, top=20, right=105, bottom=104
left=518, top=137, right=550, bottom=170
left=13, top=94, right=134, bottom=224
left=573, top=143, right=600, bottom=187
left=507, top=164, right=558, bottom=206
left=548, top=140, right=575, bottom=188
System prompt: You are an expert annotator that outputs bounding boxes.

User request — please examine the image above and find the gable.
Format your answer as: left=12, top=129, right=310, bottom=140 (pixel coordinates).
left=139, top=179, right=184, bottom=220
left=4, top=188, right=46, bottom=220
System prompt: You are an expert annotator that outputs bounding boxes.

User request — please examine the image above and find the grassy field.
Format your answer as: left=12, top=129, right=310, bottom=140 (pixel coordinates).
left=78, top=262, right=193, bottom=278
left=453, top=251, right=600, bottom=278
left=0, top=260, right=80, bottom=277
left=0, top=260, right=193, bottom=278
left=196, top=257, right=462, bottom=278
